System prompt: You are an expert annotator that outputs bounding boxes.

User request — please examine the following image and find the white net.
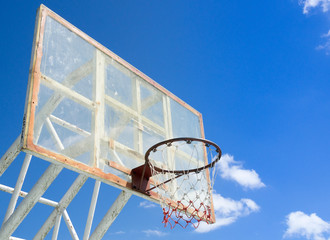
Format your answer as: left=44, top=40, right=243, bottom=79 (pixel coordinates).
left=146, top=138, right=220, bottom=228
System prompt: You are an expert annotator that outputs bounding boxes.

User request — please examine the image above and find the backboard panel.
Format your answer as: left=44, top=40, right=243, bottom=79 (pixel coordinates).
left=22, top=5, right=208, bottom=210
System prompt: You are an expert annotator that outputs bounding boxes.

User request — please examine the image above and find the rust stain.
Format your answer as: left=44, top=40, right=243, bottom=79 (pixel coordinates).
left=108, top=139, right=114, bottom=149
left=26, top=144, right=133, bottom=191
left=107, top=160, right=132, bottom=175
left=25, top=6, right=47, bottom=149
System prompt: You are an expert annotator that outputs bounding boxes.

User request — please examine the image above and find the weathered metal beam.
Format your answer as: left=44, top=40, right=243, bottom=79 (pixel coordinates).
left=0, top=184, right=58, bottom=207
left=62, top=210, right=79, bottom=240
left=89, top=190, right=132, bottom=240
left=45, top=117, right=64, bottom=151
left=32, top=59, right=93, bottom=143
left=51, top=214, right=62, bottom=240
left=83, top=180, right=101, bottom=240
left=33, top=174, right=88, bottom=240
left=91, top=49, right=105, bottom=167
left=105, top=95, right=165, bottom=137
left=0, top=135, right=22, bottom=176
left=40, top=75, right=95, bottom=111
left=3, top=154, right=32, bottom=224
left=0, top=164, right=63, bottom=239
left=49, top=114, right=91, bottom=137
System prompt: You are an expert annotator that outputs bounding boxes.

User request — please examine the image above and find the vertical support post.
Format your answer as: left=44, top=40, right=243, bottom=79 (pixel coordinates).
left=132, top=77, right=143, bottom=154
left=163, top=96, right=172, bottom=139
left=51, top=214, right=62, bottom=240
left=0, top=135, right=22, bottom=176
left=0, top=164, right=63, bottom=239
left=89, top=190, right=132, bottom=240
left=33, top=174, right=88, bottom=240
left=3, top=154, right=32, bottom=224
left=83, top=180, right=101, bottom=240
left=91, top=49, right=105, bottom=168
left=163, top=96, right=177, bottom=195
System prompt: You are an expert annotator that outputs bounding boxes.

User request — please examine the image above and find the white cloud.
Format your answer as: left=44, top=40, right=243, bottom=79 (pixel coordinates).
left=323, top=30, right=330, bottom=37
left=142, top=229, right=168, bottom=237
left=195, top=192, right=260, bottom=233
left=316, top=30, right=330, bottom=54
left=300, top=0, right=330, bottom=14
left=106, top=231, right=125, bottom=237
left=284, top=211, right=330, bottom=240
left=218, top=154, right=265, bottom=189
left=299, top=0, right=330, bottom=54
left=139, top=201, right=157, bottom=208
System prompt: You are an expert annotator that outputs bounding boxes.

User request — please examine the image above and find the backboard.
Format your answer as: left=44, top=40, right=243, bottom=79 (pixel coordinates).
left=21, top=5, right=214, bottom=223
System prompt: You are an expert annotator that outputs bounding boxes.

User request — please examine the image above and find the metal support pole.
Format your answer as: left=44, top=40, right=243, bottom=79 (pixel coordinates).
left=0, top=184, right=58, bottom=207
left=33, top=174, right=88, bottom=240
left=83, top=180, right=101, bottom=240
left=89, top=190, right=132, bottom=240
left=0, top=164, right=63, bottom=239
left=3, top=154, right=32, bottom=223
left=62, top=210, right=79, bottom=240
left=51, top=214, right=62, bottom=240
left=91, top=49, right=105, bottom=168
left=0, top=135, right=21, bottom=176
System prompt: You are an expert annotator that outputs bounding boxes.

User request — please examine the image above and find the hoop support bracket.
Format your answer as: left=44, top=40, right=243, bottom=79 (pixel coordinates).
left=131, top=164, right=152, bottom=195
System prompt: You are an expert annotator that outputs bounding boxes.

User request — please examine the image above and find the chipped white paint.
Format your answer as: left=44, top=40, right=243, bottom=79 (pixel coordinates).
left=0, top=164, right=63, bottom=239
left=62, top=210, right=79, bottom=240
left=33, top=174, right=88, bottom=240
left=3, top=154, right=32, bottom=223
left=83, top=180, right=101, bottom=240
left=0, top=135, right=21, bottom=176
left=89, top=191, right=132, bottom=240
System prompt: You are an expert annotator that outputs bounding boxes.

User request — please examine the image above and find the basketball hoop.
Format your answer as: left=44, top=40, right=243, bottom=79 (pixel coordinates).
left=133, top=138, right=221, bottom=229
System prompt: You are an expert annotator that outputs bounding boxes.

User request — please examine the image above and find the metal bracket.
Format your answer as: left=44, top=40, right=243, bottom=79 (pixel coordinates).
left=131, top=164, right=152, bottom=195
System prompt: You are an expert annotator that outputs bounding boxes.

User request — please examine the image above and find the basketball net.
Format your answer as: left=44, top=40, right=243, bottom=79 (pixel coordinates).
left=146, top=138, right=220, bottom=229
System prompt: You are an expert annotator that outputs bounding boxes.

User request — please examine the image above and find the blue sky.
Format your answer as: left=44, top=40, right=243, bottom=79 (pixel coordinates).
left=0, top=0, right=330, bottom=239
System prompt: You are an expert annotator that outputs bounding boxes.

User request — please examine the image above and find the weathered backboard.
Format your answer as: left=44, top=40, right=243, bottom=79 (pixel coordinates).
left=21, top=5, right=212, bottom=221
